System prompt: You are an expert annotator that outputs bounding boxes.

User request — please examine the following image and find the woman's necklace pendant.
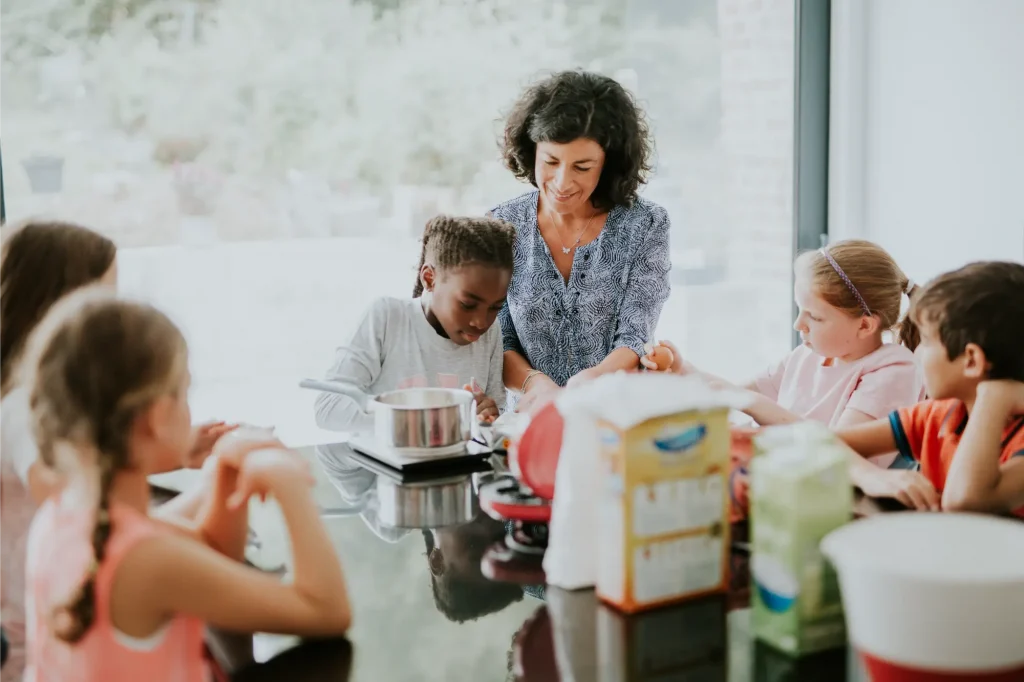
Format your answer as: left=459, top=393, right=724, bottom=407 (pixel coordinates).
left=561, top=246, right=571, bottom=255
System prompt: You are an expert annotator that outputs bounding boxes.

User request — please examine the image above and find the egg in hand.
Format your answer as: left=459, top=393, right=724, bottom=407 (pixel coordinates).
left=645, top=343, right=675, bottom=372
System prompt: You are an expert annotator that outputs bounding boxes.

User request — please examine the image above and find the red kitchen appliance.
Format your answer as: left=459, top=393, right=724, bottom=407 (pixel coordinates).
left=479, top=401, right=564, bottom=559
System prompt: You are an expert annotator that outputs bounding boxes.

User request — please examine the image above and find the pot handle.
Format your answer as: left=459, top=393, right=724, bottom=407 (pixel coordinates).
left=319, top=506, right=368, bottom=519
left=299, top=379, right=372, bottom=410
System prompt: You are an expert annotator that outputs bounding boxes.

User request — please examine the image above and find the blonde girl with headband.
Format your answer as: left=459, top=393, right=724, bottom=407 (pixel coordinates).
left=645, top=240, right=925, bottom=438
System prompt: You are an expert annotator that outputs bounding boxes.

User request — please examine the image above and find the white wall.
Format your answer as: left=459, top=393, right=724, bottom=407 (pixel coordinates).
left=829, top=0, right=1024, bottom=283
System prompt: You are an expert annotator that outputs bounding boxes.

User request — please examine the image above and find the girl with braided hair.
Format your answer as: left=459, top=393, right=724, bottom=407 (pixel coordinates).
left=23, top=289, right=350, bottom=681
left=314, top=215, right=516, bottom=430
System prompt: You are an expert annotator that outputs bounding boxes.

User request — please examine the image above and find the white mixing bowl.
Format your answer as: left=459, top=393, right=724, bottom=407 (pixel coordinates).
left=821, top=512, right=1024, bottom=681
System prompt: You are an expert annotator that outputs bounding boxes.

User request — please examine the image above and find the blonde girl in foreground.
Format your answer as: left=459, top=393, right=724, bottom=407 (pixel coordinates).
left=23, top=289, right=350, bottom=682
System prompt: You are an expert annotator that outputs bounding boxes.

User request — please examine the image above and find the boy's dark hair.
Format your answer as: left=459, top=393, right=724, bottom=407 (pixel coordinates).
left=422, top=530, right=524, bottom=623
left=910, top=261, right=1024, bottom=381
left=501, top=70, right=653, bottom=211
left=412, top=215, right=516, bottom=297
left=1, top=221, right=116, bottom=396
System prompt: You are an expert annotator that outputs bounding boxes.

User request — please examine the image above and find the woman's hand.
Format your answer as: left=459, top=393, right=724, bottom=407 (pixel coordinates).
left=640, top=340, right=688, bottom=374
left=566, top=367, right=603, bottom=388
left=517, top=374, right=560, bottom=415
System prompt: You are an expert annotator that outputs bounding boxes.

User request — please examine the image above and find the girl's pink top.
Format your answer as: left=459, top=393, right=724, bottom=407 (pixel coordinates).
left=755, top=343, right=925, bottom=466
left=24, top=499, right=211, bottom=682
left=2, top=388, right=42, bottom=681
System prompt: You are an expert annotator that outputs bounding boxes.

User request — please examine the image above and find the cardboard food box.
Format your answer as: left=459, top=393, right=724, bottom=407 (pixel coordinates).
left=596, top=404, right=733, bottom=613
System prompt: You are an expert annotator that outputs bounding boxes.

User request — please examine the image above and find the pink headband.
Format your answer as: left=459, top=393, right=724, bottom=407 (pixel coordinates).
left=820, top=248, right=871, bottom=316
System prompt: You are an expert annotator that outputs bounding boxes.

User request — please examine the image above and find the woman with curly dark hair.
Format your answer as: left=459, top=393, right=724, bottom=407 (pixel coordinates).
left=491, top=70, right=672, bottom=412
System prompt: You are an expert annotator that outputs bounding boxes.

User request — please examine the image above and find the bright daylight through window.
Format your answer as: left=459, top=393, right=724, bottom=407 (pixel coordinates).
left=2, top=0, right=796, bottom=440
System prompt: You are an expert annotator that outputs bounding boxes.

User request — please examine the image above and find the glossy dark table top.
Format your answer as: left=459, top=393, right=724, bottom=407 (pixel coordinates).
left=196, top=440, right=881, bottom=682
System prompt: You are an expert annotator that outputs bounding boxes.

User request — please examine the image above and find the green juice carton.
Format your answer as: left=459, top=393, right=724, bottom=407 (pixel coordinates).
left=749, top=432, right=852, bottom=655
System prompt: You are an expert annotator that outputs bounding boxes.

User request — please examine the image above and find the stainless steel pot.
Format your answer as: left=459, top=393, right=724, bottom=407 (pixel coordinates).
left=375, top=475, right=478, bottom=528
left=300, top=379, right=475, bottom=449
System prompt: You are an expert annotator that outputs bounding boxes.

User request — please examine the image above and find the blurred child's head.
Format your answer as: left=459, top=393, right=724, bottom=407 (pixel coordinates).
left=24, top=288, right=190, bottom=642
left=794, top=240, right=918, bottom=360
left=909, top=261, right=1024, bottom=402
left=422, top=514, right=524, bottom=623
left=1, top=221, right=117, bottom=396
left=413, top=215, right=516, bottom=346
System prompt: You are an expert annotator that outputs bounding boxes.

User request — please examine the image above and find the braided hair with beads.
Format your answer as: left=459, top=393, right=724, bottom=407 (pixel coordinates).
left=23, top=287, right=188, bottom=643
left=412, top=215, right=516, bottom=298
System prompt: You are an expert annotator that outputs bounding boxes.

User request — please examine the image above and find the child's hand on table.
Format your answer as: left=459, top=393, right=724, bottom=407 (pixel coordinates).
left=858, top=468, right=940, bottom=511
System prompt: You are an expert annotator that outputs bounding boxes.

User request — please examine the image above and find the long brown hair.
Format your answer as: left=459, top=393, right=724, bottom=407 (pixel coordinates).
left=795, top=239, right=921, bottom=350
left=1, top=221, right=116, bottom=396
left=24, top=288, right=187, bottom=643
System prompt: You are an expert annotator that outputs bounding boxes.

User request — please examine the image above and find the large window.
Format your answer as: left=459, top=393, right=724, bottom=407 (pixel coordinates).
left=2, top=0, right=797, bottom=442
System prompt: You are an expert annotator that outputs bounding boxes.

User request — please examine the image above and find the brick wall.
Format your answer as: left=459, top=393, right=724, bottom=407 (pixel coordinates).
left=717, top=0, right=794, bottom=277
left=616, top=0, right=797, bottom=376
left=700, top=0, right=795, bottom=371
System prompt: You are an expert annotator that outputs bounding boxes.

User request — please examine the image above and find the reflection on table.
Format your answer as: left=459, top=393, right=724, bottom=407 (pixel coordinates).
left=150, top=441, right=894, bottom=681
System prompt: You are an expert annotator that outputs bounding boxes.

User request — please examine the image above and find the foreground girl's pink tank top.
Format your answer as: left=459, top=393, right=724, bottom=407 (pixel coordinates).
left=23, top=499, right=210, bottom=682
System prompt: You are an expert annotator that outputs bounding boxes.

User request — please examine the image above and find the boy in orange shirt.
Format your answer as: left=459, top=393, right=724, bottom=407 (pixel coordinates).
left=835, top=261, right=1024, bottom=516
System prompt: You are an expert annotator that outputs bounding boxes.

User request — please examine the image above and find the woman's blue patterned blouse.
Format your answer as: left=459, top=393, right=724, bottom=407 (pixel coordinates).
left=491, top=190, right=672, bottom=393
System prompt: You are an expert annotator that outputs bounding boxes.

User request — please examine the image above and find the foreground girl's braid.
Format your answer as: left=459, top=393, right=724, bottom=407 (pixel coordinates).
left=56, top=457, right=116, bottom=642
left=412, top=215, right=516, bottom=297
left=24, top=288, right=187, bottom=643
